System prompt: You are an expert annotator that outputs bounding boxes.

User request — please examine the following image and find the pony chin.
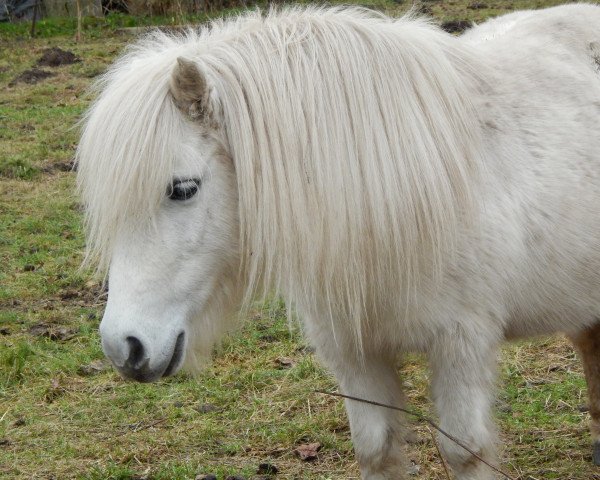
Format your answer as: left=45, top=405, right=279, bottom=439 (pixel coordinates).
left=181, top=345, right=213, bottom=376
left=181, top=323, right=225, bottom=376
left=182, top=286, right=245, bottom=377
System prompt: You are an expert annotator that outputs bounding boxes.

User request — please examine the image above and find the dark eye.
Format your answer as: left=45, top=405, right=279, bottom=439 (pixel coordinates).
left=167, top=178, right=201, bottom=201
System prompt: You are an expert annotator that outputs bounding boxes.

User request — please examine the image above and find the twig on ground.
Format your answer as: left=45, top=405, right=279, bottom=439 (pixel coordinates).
left=116, top=417, right=168, bottom=437
left=427, top=425, right=452, bottom=480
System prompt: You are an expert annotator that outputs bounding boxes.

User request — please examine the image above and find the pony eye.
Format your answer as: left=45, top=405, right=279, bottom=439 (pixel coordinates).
left=167, top=178, right=201, bottom=201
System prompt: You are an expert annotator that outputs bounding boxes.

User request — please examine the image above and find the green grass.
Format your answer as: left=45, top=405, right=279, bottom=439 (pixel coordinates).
left=1, top=1, right=600, bottom=479
left=0, top=13, right=203, bottom=40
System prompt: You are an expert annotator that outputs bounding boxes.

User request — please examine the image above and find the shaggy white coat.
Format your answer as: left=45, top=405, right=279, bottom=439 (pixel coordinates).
left=77, top=5, right=600, bottom=479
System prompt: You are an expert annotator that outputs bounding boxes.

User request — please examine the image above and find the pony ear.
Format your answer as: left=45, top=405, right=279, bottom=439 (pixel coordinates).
left=170, top=57, right=218, bottom=125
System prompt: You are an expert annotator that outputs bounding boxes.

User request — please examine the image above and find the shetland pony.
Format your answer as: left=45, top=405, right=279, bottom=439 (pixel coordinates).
left=77, top=5, right=600, bottom=478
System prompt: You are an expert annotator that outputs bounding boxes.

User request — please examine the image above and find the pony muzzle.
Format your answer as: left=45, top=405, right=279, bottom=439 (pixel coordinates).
left=101, top=329, right=187, bottom=383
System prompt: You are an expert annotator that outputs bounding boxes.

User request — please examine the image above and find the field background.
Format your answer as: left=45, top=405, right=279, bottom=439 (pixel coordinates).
left=1, top=1, right=599, bottom=479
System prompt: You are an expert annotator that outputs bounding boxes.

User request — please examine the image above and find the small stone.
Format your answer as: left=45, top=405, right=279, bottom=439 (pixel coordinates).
left=195, top=475, right=217, bottom=480
left=23, top=264, right=36, bottom=272
left=578, top=404, right=590, bottom=413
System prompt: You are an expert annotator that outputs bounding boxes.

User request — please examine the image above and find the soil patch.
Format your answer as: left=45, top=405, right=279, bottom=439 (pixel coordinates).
left=10, top=68, right=55, bottom=86
left=41, top=160, right=76, bottom=174
left=37, top=48, right=81, bottom=67
left=28, top=323, right=77, bottom=341
left=441, top=20, right=472, bottom=33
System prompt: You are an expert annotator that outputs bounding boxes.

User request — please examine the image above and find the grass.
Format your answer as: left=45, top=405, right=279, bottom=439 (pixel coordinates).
left=1, top=1, right=600, bottom=479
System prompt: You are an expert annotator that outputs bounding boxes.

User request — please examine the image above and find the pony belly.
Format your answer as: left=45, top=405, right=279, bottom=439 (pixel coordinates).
left=503, top=296, right=600, bottom=340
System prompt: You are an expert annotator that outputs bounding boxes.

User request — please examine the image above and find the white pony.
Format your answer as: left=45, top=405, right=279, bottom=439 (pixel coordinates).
left=77, top=4, right=600, bottom=479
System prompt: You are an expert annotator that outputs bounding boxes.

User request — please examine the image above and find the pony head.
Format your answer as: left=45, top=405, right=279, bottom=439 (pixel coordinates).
left=77, top=37, right=243, bottom=382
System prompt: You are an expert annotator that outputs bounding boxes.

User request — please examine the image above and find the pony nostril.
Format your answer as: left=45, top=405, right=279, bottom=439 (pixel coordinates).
left=125, top=336, right=146, bottom=369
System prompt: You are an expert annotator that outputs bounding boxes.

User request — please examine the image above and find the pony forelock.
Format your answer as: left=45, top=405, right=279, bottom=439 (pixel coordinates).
left=76, top=31, right=188, bottom=273
left=77, top=6, right=485, bottom=349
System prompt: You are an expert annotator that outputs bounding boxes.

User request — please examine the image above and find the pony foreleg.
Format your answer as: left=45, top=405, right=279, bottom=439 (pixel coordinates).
left=429, top=326, right=499, bottom=480
left=327, top=356, right=408, bottom=479
left=569, top=322, right=600, bottom=465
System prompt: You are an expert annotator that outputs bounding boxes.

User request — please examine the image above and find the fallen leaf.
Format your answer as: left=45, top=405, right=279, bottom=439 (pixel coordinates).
left=78, top=359, right=109, bottom=376
left=274, top=357, right=295, bottom=369
left=294, top=442, right=321, bottom=461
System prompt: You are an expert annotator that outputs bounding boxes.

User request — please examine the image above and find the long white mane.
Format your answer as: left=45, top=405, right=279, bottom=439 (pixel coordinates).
left=77, top=6, right=485, bottom=346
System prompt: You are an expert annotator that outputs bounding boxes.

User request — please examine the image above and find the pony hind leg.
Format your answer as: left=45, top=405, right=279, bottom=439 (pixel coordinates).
left=569, top=322, right=600, bottom=465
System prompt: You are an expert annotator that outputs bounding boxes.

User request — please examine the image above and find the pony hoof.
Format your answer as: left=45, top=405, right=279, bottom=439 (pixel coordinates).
left=593, top=441, right=600, bottom=466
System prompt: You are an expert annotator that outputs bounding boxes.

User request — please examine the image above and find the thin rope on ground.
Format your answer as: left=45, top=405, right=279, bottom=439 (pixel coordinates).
left=315, top=389, right=515, bottom=480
